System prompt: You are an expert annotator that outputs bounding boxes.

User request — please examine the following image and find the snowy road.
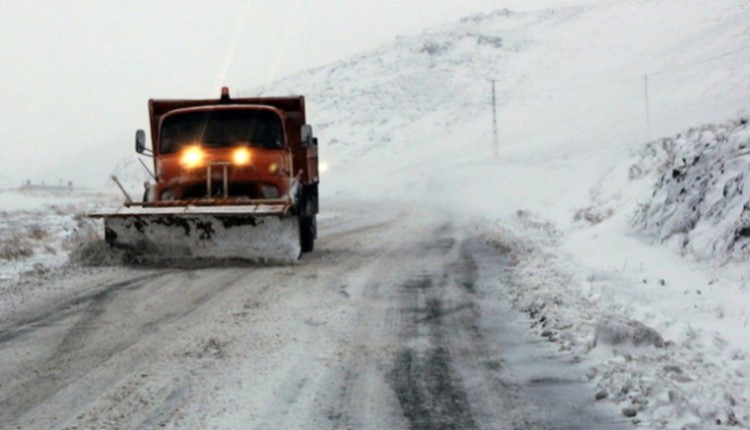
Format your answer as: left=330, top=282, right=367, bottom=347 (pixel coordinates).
left=0, top=204, right=626, bottom=429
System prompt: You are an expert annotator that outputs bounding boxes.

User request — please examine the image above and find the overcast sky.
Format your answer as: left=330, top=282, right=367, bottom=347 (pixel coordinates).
left=0, top=0, right=583, bottom=188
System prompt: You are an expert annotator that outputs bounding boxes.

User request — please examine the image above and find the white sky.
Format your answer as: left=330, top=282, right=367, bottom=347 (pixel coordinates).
left=0, top=0, right=584, bottom=188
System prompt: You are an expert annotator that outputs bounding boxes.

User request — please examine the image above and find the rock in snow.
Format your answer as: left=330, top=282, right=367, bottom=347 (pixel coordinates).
left=594, top=316, right=665, bottom=349
left=632, top=117, right=750, bottom=263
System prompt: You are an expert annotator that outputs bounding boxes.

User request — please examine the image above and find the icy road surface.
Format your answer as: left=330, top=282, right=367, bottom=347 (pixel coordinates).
left=0, top=204, right=625, bottom=429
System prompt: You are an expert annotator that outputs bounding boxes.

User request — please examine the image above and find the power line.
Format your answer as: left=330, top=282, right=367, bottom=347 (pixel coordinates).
left=513, top=45, right=750, bottom=95
left=644, top=74, right=651, bottom=140
left=491, top=80, right=499, bottom=161
left=649, top=46, right=750, bottom=76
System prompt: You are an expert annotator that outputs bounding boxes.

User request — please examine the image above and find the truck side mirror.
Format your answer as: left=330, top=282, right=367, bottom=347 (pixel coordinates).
left=300, top=125, right=313, bottom=148
left=135, top=129, right=147, bottom=154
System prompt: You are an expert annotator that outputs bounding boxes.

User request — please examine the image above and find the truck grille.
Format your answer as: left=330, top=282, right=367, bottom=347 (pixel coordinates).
left=182, top=183, right=259, bottom=199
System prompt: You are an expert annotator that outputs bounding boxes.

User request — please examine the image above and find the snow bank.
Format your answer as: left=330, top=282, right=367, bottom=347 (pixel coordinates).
left=473, top=210, right=750, bottom=428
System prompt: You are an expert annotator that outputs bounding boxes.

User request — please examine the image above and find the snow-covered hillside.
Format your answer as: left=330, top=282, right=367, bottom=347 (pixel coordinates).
left=259, top=1, right=750, bottom=212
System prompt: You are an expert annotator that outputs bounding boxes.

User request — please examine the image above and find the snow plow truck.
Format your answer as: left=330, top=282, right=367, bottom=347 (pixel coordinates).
left=91, top=88, right=319, bottom=262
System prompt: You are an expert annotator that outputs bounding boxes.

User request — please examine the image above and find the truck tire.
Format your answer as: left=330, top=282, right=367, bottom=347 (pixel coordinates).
left=299, top=214, right=316, bottom=253
left=297, top=184, right=317, bottom=255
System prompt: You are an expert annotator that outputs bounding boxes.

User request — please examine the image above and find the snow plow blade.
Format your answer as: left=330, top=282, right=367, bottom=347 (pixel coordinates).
left=90, top=203, right=301, bottom=263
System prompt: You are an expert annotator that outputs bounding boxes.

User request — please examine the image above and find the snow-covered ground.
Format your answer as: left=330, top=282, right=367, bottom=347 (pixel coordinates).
left=2, top=0, right=750, bottom=428
left=0, top=189, right=118, bottom=284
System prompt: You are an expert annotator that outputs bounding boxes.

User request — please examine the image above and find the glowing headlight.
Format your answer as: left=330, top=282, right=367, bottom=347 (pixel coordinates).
left=261, top=185, right=280, bottom=199
left=232, top=147, right=251, bottom=165
left=180, top=145, right=204, bottom=168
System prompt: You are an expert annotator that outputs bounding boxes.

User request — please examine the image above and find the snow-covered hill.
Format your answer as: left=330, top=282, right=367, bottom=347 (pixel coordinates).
left=258, top=1, right=750, bottom=212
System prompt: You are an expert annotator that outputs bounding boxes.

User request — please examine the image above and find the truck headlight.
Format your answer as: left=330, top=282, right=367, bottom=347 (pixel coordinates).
left=180, top=145, right=204, bottom=168
left=261, top=185, right=280, bottom=199
left=232, top=147, right=251, bottom=165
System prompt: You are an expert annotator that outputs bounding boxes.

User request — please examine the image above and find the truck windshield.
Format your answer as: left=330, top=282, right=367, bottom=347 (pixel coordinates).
left=160, top=109, right=284, bottom=154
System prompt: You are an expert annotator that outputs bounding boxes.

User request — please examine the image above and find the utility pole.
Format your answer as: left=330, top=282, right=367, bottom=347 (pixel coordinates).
left=644, top=74, right=652, bottom=141
left=491, top=80, right=499, bottom=161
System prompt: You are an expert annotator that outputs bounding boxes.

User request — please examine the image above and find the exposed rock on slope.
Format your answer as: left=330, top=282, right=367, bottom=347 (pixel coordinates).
left=632, top=116, right=750, bottom=262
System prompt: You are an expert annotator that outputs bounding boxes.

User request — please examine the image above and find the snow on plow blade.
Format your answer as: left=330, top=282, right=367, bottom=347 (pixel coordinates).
left=90, top=204, right=301, bottom=263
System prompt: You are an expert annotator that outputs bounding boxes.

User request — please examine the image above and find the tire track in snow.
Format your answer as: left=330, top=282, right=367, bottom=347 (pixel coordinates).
left=247, top=216, right=413, bottom=430
left=0, top=273, right=167, bottom=425
left=387, top=230, right=480, bottom=430
left=0, top=273, right=163, bottom=345
left=0, top=269, right=248, bottom=428
left=321, top=236, right=418, bottom=430
left=386, top=228, right=549, bottom=430
left=313, top=222, right=485, bottom=430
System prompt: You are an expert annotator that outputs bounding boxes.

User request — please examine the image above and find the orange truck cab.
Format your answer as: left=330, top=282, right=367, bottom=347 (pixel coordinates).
left=134, top=87, right=320, bottom=252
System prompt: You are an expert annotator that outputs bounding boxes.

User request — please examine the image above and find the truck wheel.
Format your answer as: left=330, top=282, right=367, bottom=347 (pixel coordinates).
left=299, top=214, right=316, bottom=253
